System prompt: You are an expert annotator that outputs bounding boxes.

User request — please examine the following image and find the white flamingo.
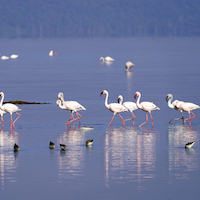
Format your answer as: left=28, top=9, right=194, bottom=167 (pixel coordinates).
left=166, top=93, right=184, bottom=123
left=10, top=54, right=19, bottom=59
left=57, top=92, right=86, bottom=126
left=174, top=100, right=200, bottom=125
left=100, top=90, right=128, bottom=126
left=99, top=56, right=114, bottom=62
left=117, top=95, right=138, bottom=125
left=125, top=61, right=135, bottom=71
left=0, top=92, right=21, bottom=128
left=134, top=91, right=160, bottom=127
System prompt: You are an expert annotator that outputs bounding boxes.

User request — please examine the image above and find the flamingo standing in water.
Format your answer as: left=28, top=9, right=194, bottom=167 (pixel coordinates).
left=0, top=92, right=21, bottom=128
left=173, top=100, right=200, bottom=125
left=166, top=93, right=184, bottom=124
left=117, top=95, right=138, bottom=125
left=100, top=90, right=128, bottom=126
left=134, top=91, right=160, bottom=127
left=57, top=92, right=86, bottom=126
left=99, top=56, right=114, bottom=62
left=125, top=61, right=135, bottom=71
left=0, top=108, right=6, bottom=125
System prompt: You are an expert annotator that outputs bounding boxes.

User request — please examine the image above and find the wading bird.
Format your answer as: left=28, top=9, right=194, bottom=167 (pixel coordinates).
left=166, top=93, right=184, bottom=124
left=134, top=91, right=160, bottom=127
left=100, top=90, right=128, bottom=126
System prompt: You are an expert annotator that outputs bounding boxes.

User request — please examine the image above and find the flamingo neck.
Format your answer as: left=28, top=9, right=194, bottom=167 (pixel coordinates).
left=135, top=94, right=142, bottom=109
left=118, top=96, right=123, bottom=105
left=58, top=101, right=66, bottom=109
left=104, top=91, right=109, bottom=109
left=0, top=94, right=4, bottom=110
left=167, top=96, right=174, bottom=109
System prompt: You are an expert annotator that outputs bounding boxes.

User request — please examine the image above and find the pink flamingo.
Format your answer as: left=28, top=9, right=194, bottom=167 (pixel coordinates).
left=100, top=90, right=128, bottom=126
left=134, top=91, right=160, bottom=127
left=0, top=92, right=21, bottom=128
left=125, top=61, right=135, bottom=72
left=174, top=100, right=200, bottom=124
left=57, top=92, right=86, bottom=126
left=117, top=95, right=138, bottom=125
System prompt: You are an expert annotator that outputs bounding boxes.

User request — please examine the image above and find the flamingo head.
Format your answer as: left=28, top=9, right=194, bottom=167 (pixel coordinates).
left=56, top=100, right=61, bottom=106
left=99, top=57, right=104, bottom=61
left=117, top=95, right=123, bottom=103
left=58, top=92, right=64, bottom=101
left=0, top=92, right=4, bottom=97
left=134, top=91, right=140, bottom=99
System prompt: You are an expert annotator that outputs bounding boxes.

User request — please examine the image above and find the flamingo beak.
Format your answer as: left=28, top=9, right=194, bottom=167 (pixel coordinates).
left=100, top=91, right=103, bottom=96
left=134, top=94, right=137, bottom=99
left=117, top=98, right=120, bottom=103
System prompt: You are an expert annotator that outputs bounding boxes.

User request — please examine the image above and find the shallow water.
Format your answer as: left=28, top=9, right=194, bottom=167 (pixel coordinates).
left=0, top=37, right=200, bottom=199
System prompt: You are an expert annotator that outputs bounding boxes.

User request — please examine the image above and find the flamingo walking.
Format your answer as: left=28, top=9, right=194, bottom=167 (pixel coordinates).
left=99, top=56, right=114, bottom=62
left=100, top=90, right=128, bottom=126
left=0, top=92, right=21, bottom=128
left=118, top=95, right=138, bottom=125
left=173, top=100, right=200, bottom=125
left=57, top=92, right=86, bottom=126
left=125, top=61, right=135, bottom=71
left=166, top=93, right=184, bottom=124
left=134, top=91, right=160, bottom=127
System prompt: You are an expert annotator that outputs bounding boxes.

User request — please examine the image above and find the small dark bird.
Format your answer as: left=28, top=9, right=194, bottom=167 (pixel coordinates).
left=86, top=140, right=93, bottom=146
left=185, top=141, right=195, bottom=148
left=14, top=143, right=19, bottom=152
left=60, top=144, right=66, bottom=151
left=49, top=141, right=55, bottom=149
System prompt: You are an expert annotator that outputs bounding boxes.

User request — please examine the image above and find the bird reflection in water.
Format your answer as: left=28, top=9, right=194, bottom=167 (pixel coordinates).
left=57, top=128, right=84, bottom=181
left=104, top=126, right=156, bottom=190
left=168, top=124, right=198, bottom=180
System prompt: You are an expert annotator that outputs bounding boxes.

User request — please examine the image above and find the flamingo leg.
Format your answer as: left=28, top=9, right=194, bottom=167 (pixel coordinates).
left=0, top=116, right=4, bottom=124
left=66, top=112, right=82, bottom=126
left=66, top=112, right=74, bottom=126
left=12, top=112, right=21, bottom=127
left=118, top=113, right=125, bottom=126
left=184, top=111, right=196, bottom=124
left=149, top=112, right=153, bottom=126
left=108, top=114, right=115, bottom=126
left=169, top=111, right=184, bottom=124
left=139, top=112, right=148, bottom=127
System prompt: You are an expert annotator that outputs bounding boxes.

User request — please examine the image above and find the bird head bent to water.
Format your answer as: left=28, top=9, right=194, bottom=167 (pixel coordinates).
left=86, top=140, right=93, bottom=146
left=14, top=143, right=19, bottom=152
left=60, top=144, right=66, bottom=151
left=49, top=141, right=55, bottom=149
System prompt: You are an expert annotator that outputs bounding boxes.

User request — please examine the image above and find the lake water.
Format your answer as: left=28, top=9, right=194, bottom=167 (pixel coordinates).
left=0, top=37, right=200, bottom=199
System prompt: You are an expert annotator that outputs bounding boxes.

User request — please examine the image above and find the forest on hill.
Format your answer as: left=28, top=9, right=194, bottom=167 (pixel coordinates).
left=0, top=0, right=200, bottom=38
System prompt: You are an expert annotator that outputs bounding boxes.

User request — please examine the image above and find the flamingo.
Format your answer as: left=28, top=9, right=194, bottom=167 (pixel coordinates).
left=99, top=56, right=114, bottom=62
left=100, top=90, right=128, bottom=126
left=125, top=61, right=135, bottom=71
left=57, top=92, right=86, bottom=126
left=134, top=91, right=160, bottom=127
left=173, top=100, right=200, bottom=125
left=0, top=109, right=6, bottom=125
left=166, top=93, right=184, bottom=124
left=0, top=92, right=21, bottom=128
left=117, top=95, right=138, bottom=125
left=1, top=56, right=9, bottom=60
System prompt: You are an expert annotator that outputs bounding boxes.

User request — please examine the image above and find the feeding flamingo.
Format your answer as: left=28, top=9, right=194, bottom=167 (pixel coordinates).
left=0, top=92, right=21, bottom=128
left=100, top=90, right=128, bottom=126
left=165, top=93, right=184, bottom=124
left=57, top=92, right=86, bottom=126
left=99, top=56, right=114, bottom=62
left=125, top=61, right=135, bottom=71
left=117, top=95, right=138, bottom=125
left=134, top=91, right=160, bottom=127
left=173, top=100, right=200, bottom=125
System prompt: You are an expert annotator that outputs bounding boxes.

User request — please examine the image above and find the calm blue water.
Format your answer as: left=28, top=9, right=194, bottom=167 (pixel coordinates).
left=0, top=37, right=200, bottom=199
